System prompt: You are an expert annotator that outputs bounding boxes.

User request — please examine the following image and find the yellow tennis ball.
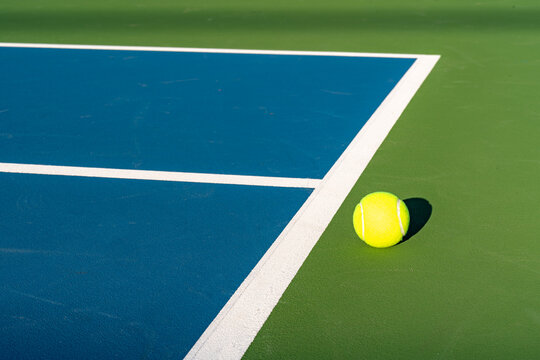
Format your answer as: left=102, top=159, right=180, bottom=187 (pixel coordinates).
left=353, top=192, right=410, bottom=248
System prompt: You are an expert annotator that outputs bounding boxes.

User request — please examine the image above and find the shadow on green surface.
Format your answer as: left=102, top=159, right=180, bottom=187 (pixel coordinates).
left=401, top=197, right=432, bottom=243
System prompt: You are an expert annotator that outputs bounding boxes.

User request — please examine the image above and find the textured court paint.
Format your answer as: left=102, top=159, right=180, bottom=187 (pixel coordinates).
left=0, top=1, right=539, bottom=360
left=0, top=46, right=413, bottom=179
left=0, top=173, right=311, bottom=359
left=0, top=44, right=430, bottom=360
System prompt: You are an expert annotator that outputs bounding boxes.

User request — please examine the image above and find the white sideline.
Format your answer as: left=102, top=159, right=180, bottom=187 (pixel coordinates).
left=0, top=163, right=320, bottom=189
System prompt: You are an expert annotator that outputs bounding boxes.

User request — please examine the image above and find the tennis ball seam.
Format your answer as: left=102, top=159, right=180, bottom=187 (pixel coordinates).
left=359, top=202, right=365, bottom=240
left=397, top=199, right=405, bottom=236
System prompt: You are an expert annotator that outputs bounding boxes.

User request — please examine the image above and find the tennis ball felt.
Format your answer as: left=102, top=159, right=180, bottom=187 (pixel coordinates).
left=353, top=192, right=409, bottom=248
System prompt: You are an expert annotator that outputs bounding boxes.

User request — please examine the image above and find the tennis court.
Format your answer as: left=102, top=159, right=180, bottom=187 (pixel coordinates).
left=1, top=1, right=539, bottom=359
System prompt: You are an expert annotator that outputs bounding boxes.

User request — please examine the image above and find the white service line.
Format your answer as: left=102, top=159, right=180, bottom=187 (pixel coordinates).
left=0, top=163, right=321, bottom=189
left=185, top=54, right=440, bottom=360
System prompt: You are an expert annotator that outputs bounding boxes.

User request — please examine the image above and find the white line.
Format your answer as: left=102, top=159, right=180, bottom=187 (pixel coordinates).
left=0, top=163, right=320, bottom=189
left=185, top=54, right=440, bottom=359
left=0, top=42, right=430, bottom=59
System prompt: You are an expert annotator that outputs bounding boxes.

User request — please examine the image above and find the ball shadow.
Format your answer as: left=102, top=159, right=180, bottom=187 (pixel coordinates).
left=400, top=198, right=432, bottom=244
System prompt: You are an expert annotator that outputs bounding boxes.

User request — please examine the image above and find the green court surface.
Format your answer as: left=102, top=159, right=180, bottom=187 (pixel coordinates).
left=1, top=1, right=539, bottom=359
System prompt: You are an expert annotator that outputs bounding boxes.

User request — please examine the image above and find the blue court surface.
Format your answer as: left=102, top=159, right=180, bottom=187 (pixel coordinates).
left=0, top=45, right=417, bottom=359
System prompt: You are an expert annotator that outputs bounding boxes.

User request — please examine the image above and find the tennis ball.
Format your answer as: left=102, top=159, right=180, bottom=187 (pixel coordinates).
left=353, top=192, right=409, bottom=248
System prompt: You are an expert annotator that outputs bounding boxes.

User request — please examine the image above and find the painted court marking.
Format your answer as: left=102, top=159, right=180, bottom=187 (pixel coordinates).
left=0, top=163, right=320, bottom=189
left=0, top=42, right=429, bottom=59
left=0, top=43, right=439, bottom=360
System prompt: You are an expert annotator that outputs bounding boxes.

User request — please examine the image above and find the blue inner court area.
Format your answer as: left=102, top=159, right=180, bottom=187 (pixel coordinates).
left=0, top=47, right=416, bottom=358
left=0, top=173, right=312, bottom=359
left=0, top=47, right=414, bottom=179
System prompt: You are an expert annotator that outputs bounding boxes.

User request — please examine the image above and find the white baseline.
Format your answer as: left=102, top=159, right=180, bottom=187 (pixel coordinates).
left=0, top=42, right=428, bottom=59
